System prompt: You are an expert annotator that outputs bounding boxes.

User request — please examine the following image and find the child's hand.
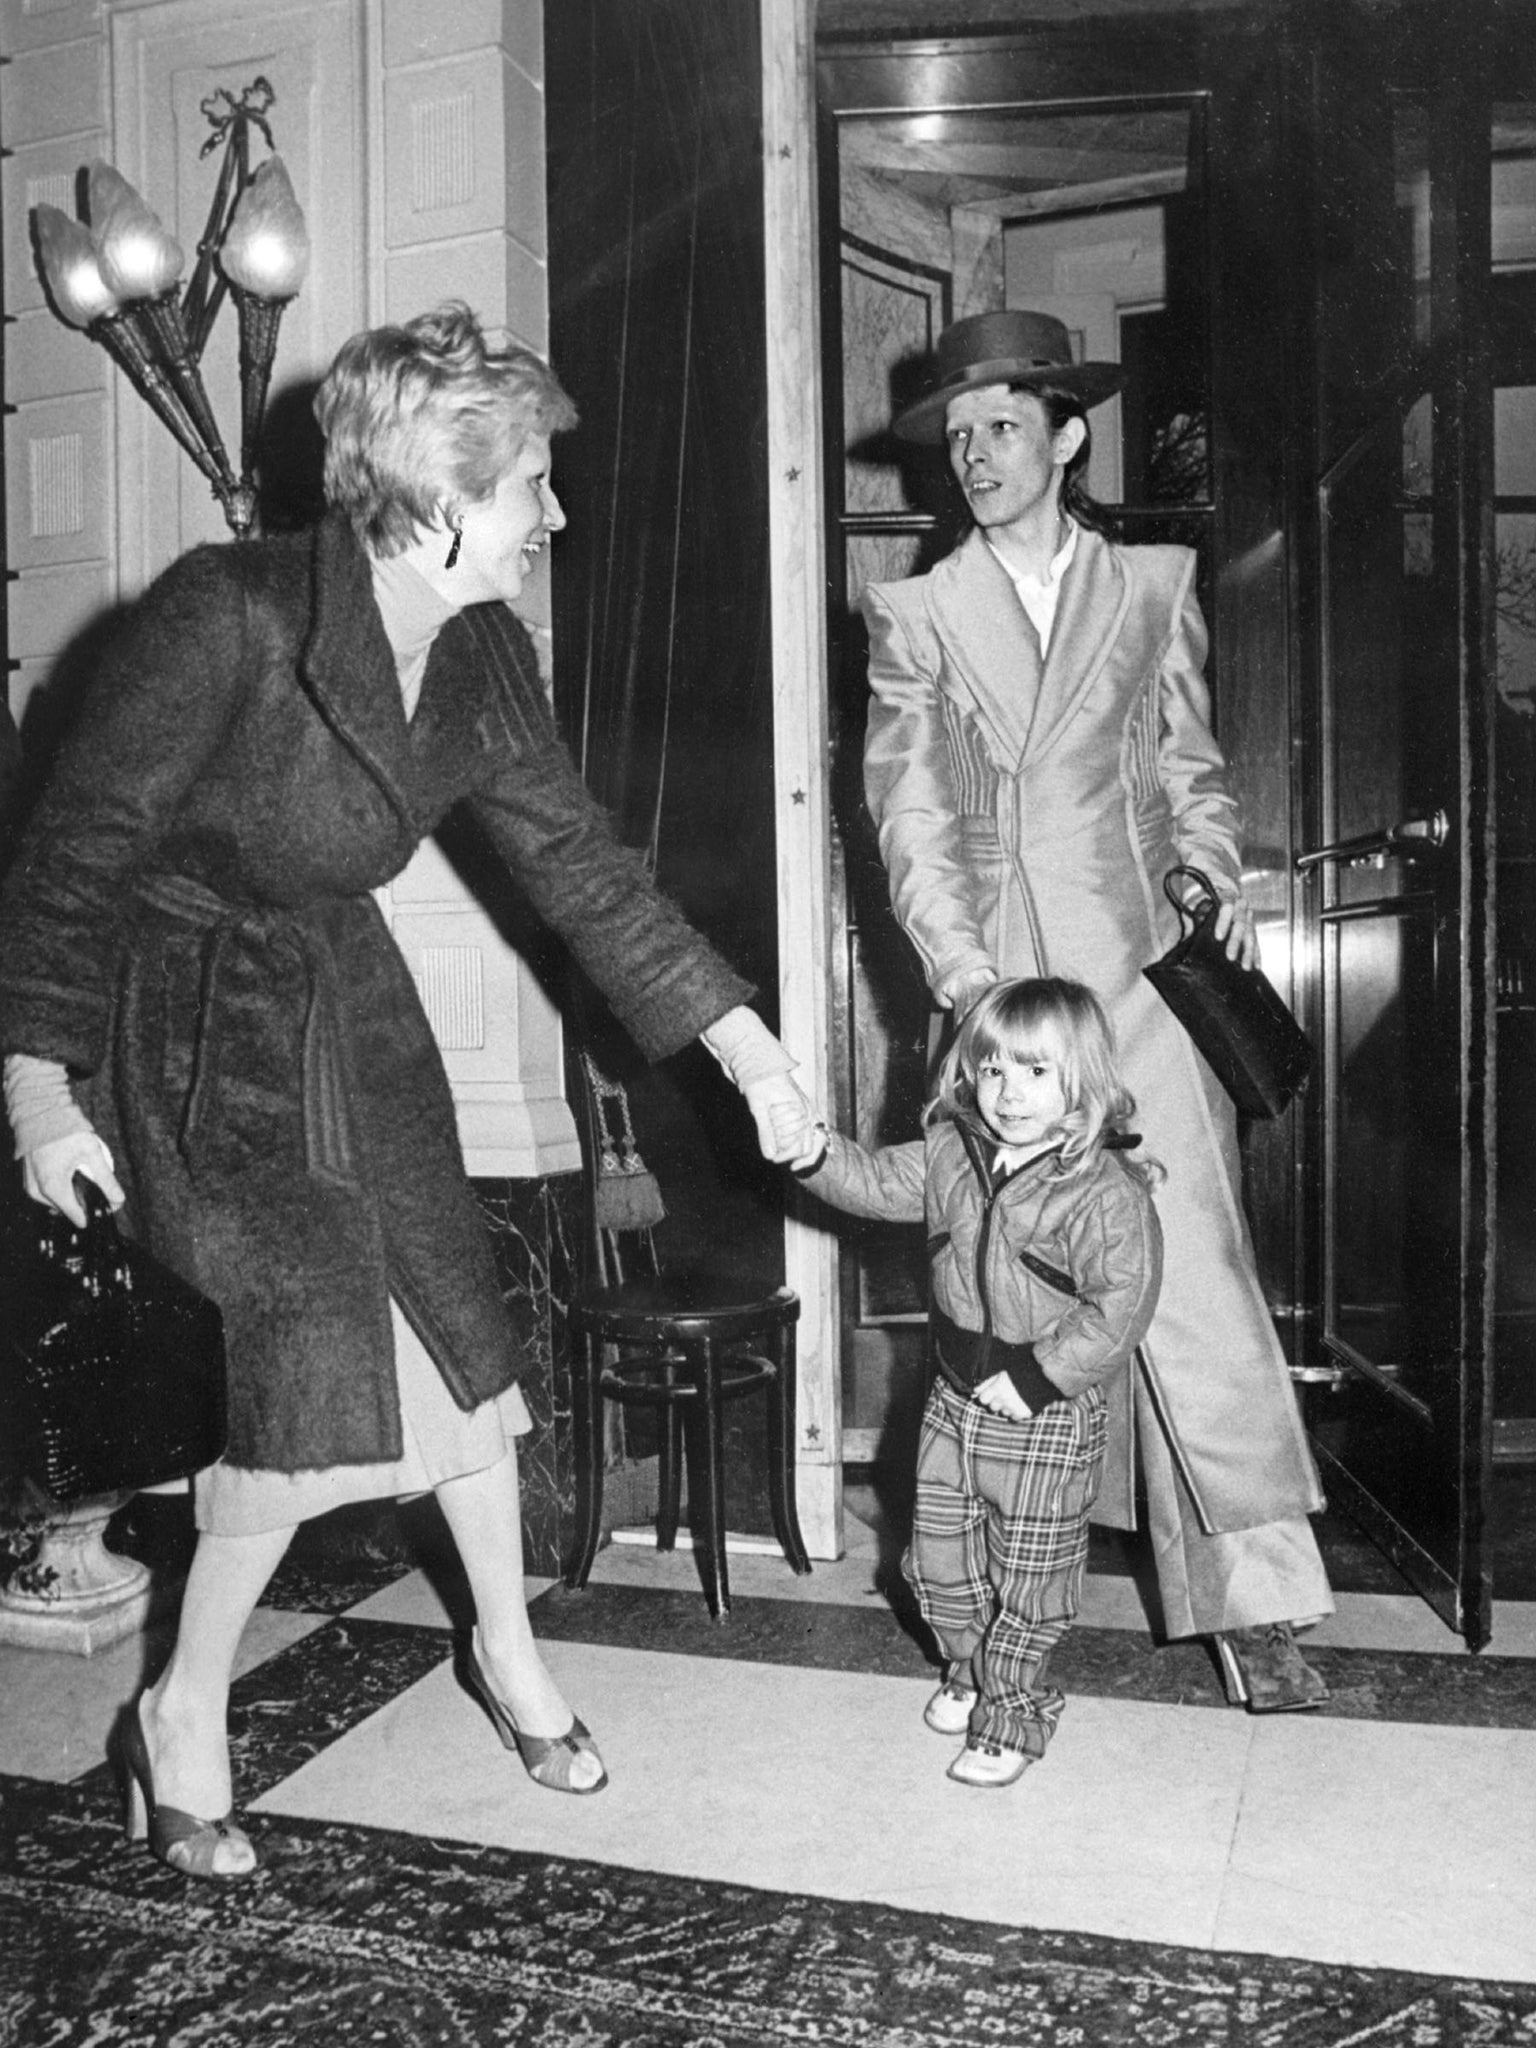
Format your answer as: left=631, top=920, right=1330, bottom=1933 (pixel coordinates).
left=972, top=1372, right=1032, bottom=1420
left=773, top=1094, right=828, bottom=1172
left=743, top=1073, right=828, bottom=1168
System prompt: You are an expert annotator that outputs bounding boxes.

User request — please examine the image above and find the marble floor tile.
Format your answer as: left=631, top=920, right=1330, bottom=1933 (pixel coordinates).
left=343, top=1568, right=553, bottom=1630
left=341, top=1548, right=1536, bottom=1668
left=0, top=1606, right=323, bottom=1784
left=1306, top=1593, right=1536, bottom=1659
left=571, top=1527, right=1161, bottom=1629
left=254, top=1640, right=1255, bottom=1952
left=589, top=1531, right=890, bottom=1605
left=1213, top=1712, right=1536, bottom=1983
left=1212, top=1712, right=1536, bottom=1982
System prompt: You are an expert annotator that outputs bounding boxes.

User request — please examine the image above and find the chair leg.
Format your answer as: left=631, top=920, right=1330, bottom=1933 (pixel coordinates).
left=564, top=1333, right=607, bottom=1591
left=656, top=1361, right=683, bottom=1552
left=682, top=1339, right=731, bottom=1620
left=764, top=1323, right=811, bottom=1576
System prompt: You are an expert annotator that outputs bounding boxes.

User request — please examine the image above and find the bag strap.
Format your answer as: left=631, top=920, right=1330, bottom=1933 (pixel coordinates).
left=72, top=1174, right=120, bottom=1280
left=1162, top=863, right=1220, bottom=937
left=74, top=1176, right=115, bottom=1226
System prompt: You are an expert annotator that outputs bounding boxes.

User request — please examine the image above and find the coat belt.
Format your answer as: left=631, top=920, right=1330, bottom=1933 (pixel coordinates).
left=135, top=873, right=359, bottom=1189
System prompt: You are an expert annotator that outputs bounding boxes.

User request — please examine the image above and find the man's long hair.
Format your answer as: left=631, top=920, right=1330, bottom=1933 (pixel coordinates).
left=1015, top=380, right=1117, bottom=537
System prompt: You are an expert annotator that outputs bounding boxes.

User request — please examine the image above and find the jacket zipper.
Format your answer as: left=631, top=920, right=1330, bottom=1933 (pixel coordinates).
left=959, top=1123, right=999, bottom=1383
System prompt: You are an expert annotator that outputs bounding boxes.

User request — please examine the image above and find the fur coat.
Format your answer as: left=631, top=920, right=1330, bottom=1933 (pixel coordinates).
left=0, top=513, right=749, bottom=1473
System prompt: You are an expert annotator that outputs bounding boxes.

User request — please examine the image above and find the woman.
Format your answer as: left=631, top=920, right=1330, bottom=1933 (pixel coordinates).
left=0, top=302, right=808, bottom=1876
left=859, top=309, right=1333, bottom=1712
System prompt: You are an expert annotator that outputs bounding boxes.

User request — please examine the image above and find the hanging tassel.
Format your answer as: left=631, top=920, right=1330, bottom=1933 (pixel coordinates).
left=582, top=1052, right=666, bottom=1230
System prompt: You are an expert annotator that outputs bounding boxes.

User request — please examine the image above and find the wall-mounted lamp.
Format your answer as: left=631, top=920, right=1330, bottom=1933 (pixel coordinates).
left=31, top=78, right=309, bottom=540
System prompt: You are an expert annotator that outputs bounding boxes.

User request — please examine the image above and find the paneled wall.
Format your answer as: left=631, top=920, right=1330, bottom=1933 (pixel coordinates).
left=2, top=0, right=115, bottom=736
left=1, top=0, right=577, bottom=1180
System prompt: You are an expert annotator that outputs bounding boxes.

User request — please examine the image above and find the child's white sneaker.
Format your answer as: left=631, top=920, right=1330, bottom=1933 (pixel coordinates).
left=947, top=1737, right=1033, bottom=1788
left=923, top=1677, right=979, bottom=1735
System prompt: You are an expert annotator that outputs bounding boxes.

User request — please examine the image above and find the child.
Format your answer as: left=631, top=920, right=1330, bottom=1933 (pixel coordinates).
left=787, top=977, right=1162, bottom=1787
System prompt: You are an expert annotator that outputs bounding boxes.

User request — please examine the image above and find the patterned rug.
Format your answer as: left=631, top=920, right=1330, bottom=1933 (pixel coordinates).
left=2, top=1766, right=1534, bottom=2047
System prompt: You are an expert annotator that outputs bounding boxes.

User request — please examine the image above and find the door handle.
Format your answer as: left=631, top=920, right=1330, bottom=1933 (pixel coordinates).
left=1294, top=808, right=1447, bottom=873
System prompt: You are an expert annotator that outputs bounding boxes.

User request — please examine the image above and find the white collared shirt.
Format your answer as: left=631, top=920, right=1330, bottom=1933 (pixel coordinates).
left=993, top=1140, right=1059, bottom=1178
left=988, top=517, right=1078, bottom=652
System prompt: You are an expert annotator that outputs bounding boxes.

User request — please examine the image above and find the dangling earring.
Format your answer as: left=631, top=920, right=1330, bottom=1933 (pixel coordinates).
left=444, top=520, right=463, bottom=570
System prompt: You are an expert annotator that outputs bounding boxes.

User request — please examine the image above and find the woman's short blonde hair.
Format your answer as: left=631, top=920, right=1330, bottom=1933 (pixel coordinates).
left=314, top=300, right=578, bottom=557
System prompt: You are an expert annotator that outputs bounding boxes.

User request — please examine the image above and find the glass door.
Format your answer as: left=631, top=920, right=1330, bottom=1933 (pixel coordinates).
left=1298, top=51, right=1498, bottom=1648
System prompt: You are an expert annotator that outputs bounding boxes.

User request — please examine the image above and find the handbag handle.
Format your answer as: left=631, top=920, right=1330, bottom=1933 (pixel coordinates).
left=1162, top=864, right=1221, bottom=939
left=70, top=1173, right=123, bottom=1278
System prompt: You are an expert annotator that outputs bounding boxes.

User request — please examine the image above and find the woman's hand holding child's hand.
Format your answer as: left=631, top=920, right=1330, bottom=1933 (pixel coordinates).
left=701, top=1006, right=824, bottom=1166
left=768, top=1090, right=828, bottom=1172
left=972, top=1371, right=1033, bottom=1420
left=743, top=1072, right=822, bottom=1166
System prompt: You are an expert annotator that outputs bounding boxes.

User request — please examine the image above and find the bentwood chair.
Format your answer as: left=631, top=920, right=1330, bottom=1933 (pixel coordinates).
left=563, top=1050, right=810, bottom=1620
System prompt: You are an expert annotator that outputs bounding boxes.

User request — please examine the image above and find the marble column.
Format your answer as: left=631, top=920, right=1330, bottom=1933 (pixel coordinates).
left=472, top=1173, right=584, bottom=1578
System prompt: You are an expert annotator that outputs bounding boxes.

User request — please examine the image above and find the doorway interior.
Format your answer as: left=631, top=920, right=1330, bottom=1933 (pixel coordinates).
left=816, top=0, right=1535, bottom=1646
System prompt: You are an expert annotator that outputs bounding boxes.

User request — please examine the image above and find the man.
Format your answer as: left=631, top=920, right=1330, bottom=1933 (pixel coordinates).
left=861, top=308, right=1331, bottom=1711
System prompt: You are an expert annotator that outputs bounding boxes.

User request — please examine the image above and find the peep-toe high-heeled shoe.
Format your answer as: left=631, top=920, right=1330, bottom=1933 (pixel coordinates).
left=464, top=1631, right=608, bottom=1795
left=117, top=1701, right=260, bottom=1880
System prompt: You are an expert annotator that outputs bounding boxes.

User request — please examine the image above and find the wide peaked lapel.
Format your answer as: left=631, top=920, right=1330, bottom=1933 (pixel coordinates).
left=1025, top=525, right=1131, bottom=765
left=924, top=528, right=1043, bottom=773
left=299, top=512, right=423, bottom=833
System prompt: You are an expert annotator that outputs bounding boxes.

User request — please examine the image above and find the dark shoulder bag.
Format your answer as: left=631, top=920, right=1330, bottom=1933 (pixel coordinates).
left=1142, top=865, right=1315, bottom=1119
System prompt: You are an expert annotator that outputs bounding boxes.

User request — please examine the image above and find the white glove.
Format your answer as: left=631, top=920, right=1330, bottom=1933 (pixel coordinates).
left=744, top=1071, right=822, bottom=1165
left=5, top=1052, right=124, bottom=1224
left=23, top=1130, right=125, bottom=1226
left=701, top=1006, right=817, bottom=1165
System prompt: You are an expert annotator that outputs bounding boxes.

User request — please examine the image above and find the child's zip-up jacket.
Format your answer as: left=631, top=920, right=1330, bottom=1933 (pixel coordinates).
left=800, top=1116, right=1162, bottom=1519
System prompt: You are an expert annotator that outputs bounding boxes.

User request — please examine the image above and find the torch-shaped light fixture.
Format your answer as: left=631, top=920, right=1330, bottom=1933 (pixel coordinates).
left=31, top=79, right=309, bottom=540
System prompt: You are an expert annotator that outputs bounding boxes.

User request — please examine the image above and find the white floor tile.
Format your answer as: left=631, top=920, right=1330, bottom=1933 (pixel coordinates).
left=343, top=1569, right=550, bottom=1630
left=1214, top=1712, right=1536, bottom=1981
left=586, top=1536, right=888, bottom=1606
left=0, top=1606, right=322, bottom=1784
left=1306, top=1593, right=1536, bottom=1659
left=254, top=1641, right=1254, bottom=1952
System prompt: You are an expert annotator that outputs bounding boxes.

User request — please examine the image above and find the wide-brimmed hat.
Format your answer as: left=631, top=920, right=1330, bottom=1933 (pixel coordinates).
left=892, top=309, right=1126, bottom=444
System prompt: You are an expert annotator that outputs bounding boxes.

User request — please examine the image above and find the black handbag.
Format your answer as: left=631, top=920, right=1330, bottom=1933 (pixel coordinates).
left=0, top=1179, right=227, bottom=1502
left=1142, top=865, right=1315, bottom=1119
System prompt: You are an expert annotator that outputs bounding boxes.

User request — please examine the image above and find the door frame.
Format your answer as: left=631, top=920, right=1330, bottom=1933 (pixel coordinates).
left=786, top=3, right=1508, bottom=1616
left=1288, top=7, right=1499, bottom=1647
left=763, top=0, right=843, bottom=1560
